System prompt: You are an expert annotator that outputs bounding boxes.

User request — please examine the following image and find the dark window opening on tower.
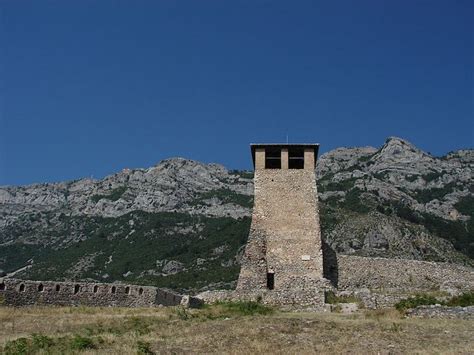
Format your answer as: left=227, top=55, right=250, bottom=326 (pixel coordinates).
left=267, top=272, right=275, bottom=290
left=265, top=148, right=281, bottom=169
left=288, top=148, right=304, bottom=169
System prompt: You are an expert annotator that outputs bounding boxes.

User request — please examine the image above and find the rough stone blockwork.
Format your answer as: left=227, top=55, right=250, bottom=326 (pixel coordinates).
left=0, top=278, right=201, bottom=308
left=199, top=283, right=330, bottom=311
left=407, top=305, right=474, bottom=319
left=237, top=170, right=325, bottom=290
left=235, top=145, right=330, bottom=308
left=332, top=255, right=474, bottom=308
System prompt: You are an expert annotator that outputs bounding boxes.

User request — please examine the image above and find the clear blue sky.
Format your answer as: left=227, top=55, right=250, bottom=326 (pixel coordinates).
left=1, top=1, right=473, bottom=185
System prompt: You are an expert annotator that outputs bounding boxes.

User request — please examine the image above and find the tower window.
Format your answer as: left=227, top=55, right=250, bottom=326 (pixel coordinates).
left=265, top=148, right=281, bottom=169
left=266, top=272, right=275, bottom=290
left=288, top=147, right=304, bottom=169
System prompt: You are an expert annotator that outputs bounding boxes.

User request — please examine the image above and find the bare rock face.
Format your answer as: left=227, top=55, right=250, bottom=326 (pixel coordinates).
left=161, top=260, right=185, bottom=275
left=317, top=146, right=377, bottom=176
left=0, top=158, right=253, bottom=236
left=0, top=137, right=472, bottom=292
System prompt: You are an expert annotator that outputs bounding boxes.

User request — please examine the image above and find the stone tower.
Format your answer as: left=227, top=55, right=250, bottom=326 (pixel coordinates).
left=237, top=144, right=327, bottom=307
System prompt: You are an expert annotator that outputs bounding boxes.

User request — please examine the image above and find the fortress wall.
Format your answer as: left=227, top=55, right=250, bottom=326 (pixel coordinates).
left=336, top=255, right=474, bottom=294
left=198, top=286, right=328, bottom=310
left=238, top=169, right=324, bottom=293
left=0, top=279, right=186, bottom=308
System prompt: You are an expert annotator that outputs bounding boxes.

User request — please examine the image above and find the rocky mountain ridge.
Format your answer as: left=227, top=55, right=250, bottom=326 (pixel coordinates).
left=0, top=137, right=472, bottom=292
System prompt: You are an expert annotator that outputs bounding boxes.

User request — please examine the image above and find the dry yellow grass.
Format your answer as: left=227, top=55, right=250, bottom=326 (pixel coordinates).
left=0, top=305, right=473, bottom=354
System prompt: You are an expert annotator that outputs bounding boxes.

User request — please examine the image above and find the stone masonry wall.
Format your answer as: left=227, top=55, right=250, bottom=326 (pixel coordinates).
left=336, top=255, right=474, bottom=292
left=333, top=255, right=474, bottom=308
left=237, top=167, right=326, bottom=306
left=198, top=285, right=330, bottom=311
left=0, top=278, right=199, bottom=308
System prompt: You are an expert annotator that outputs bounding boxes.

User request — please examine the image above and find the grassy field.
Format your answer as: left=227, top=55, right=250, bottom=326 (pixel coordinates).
left=0, top=304, right=473, bottom=354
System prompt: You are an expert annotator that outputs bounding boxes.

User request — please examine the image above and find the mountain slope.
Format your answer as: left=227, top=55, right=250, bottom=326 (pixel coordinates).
left=1, top=137, right=473, bottom=292
left=318, top=137, right=473, bottom=262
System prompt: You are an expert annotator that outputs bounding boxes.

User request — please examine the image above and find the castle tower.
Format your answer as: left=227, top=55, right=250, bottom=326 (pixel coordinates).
left=237, top=144, right=326, bottom=306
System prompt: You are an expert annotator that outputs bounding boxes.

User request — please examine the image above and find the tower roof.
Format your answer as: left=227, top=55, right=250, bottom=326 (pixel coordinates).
left=250, top=143, right=320, bottom=168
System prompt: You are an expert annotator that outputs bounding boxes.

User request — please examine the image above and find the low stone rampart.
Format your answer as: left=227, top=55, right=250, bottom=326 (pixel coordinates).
left=332, top=255, right=474, bottom=308
left=336, top=255, right=474, bottom=293
left=406, top=305, right=474, bottom=319
left=0, top=278, right=200, bottom=308
left=198, top=278, right=332, bottom=310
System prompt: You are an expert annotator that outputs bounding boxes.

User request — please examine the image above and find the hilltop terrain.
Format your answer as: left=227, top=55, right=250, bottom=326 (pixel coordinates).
left=0, top=137, right=473, bottom=292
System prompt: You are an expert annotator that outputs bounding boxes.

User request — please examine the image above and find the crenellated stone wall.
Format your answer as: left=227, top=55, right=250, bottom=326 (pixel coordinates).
left=0, top=278, right=201, bottom=308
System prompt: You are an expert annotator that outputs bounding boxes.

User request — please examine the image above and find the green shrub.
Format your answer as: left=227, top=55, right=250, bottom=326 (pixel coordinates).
left=419, top=212, right=473, bottom=259
left=446, top=292, right=474, bottom=307
left=4, top=334, right=55, bottom=354
left=325, top=291, right=361, bottom=304
left=454, top=196, right=474, bottom=217
left=373, top=172, right=388, bottom=180
left=394, top=203, right=422, bottom=224
left=405, top=175, right=419, bottom=182
left=70, top=335, right=95, bottom=350
left=322, top=178, right=356, bottom=192
left=389, top=322, right=402, bottom=332
left=175, top=306, right=191, bottom=320
left=91, top=186, right=127, bottom=203
left=395, top=292, right=474, bottom=312
left=137, top=340, right=154, bottom=354
left=346, top=164, right=363, bottom=172
left=127, top=317, right=152, bottom=335
left=31, top=334, right=53, bottom=349
left=395, top=295, right=441, bottom=311
left=342, top=188, right=371, bottom=213
left=422, top=171, right=446, bottom=182
left=218, top=301, right=274, bottom=316
left=4, top=337, right=29, bottom=355
left=413, top=182, right=457, bottom=203
left=191, top=188, right=253, bottom=208
left=359, top=153, right=375, bottom=162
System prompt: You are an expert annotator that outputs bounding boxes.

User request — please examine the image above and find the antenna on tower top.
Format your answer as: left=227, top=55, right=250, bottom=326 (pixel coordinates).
left=286, top=132, right=289, bottom=144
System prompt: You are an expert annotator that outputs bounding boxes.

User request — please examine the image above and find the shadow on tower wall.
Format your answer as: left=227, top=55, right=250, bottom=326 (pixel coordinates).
left=322, top=240, right=338, bottom=287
